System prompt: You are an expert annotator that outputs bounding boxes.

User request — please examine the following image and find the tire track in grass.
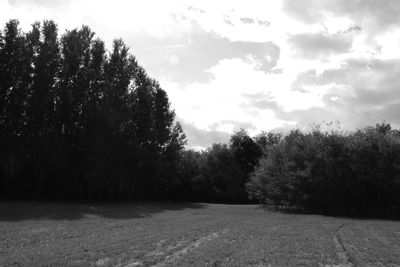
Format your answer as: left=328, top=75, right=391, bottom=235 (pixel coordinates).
left=332, top=224, right=357, bottom=267
left=154, top=229, right=228, bottom=267
left=118, top=228, right=228, bottom=267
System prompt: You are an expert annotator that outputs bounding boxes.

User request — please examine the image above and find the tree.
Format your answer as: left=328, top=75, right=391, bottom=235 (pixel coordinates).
left=26, top=20, right=60, bottom=198
left=230, top=129, right=262, bottom=176
left=0, top=20, right=31, bottom=196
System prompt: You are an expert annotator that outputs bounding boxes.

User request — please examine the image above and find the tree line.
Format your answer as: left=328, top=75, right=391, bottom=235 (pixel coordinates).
left=179, top=123, right=400, bottom=217
left=1, top=19, right=399, bottom=217
left=0, top=19, right=186, bottom=200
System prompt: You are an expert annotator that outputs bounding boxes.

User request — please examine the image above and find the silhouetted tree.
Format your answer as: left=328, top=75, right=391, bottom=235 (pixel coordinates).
left=25, top=20, right=60, bottom=198
left=0, top=19, right=185, bottom=201
left=0, top=20, right=31, bottom=196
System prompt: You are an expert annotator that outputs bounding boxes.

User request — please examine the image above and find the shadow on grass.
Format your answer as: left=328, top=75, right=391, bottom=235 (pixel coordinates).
left=0, top=201, right=207, bottom=221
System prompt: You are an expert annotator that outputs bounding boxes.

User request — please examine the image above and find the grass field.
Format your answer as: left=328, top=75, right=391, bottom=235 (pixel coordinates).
left=0, top=202, right=400, bottom=266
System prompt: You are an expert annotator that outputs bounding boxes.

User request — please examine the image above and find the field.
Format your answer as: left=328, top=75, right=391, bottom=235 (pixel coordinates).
left=0, top=202, right=400, bottom=266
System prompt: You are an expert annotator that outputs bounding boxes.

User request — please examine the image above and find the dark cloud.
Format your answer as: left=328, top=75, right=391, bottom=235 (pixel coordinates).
left=288, top=33, right=353, bottom=59
left=283, top=0, right=400, bottom=32
left=339, top=26, right=362, bottom=34
left=130, top=19, right=280, bottom=84
left=274, top=102, right=400, bottom=132
left=301, top=59, right=400, bottom=108
left=180, top=121, right=231, bottom=147
left=280, top=58, right=400, bottom=129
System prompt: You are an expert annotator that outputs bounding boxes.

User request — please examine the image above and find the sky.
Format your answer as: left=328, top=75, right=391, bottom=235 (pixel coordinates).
left=1, top=0, right=400, bottom=149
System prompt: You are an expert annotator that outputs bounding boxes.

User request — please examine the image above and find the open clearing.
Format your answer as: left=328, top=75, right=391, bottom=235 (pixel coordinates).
left=0, top=202, right=400, bottom=266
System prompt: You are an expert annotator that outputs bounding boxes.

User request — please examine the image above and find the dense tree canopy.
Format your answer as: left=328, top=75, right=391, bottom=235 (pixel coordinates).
left=247, top=123, right=400, bottom=217
left=0, top=19, right=186, bottom=200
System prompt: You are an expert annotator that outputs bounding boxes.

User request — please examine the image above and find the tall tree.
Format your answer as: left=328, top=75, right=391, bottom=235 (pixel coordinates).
left=26, top=20, right=60, bottom=197
left=0, top=20, right=31, bottom=196
left=84, top=38, right=107, bottom=199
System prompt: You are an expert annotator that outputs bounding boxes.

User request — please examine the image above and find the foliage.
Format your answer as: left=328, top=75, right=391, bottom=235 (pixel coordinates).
left=0, top=20, right=186, bottom=200
left=247, top=123, right=400, bottom=217
left=175, top=130, right=261, bottom=203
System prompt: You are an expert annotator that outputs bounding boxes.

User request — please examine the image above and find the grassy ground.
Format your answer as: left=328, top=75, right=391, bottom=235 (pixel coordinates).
left=0, top=202, right=399, bottom=266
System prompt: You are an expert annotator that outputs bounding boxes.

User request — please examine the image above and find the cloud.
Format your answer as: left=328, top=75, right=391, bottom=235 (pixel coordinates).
left=161, top=57, right=304, bottom=147
left=181, top=119, right=260, bottom=148
left=239, top=17, right=271, bottom=27
left=131, top=19, right=280, bottom=84
left=280, top=58, right=400, bottom=129
left=240, top=17, right=255, bottom=24
left=282, top=0, right=400, bottom=33
left=241, top=92, right=279, bottom=110
left=209, top=120, right=257, bottom=132
left=180, top=121, right=231, bottom=148
left=187, top=6, right=206, bottom=14
left=288, top=32, right=353, bottom=59
left=257, top=19, right=271, bottom=27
